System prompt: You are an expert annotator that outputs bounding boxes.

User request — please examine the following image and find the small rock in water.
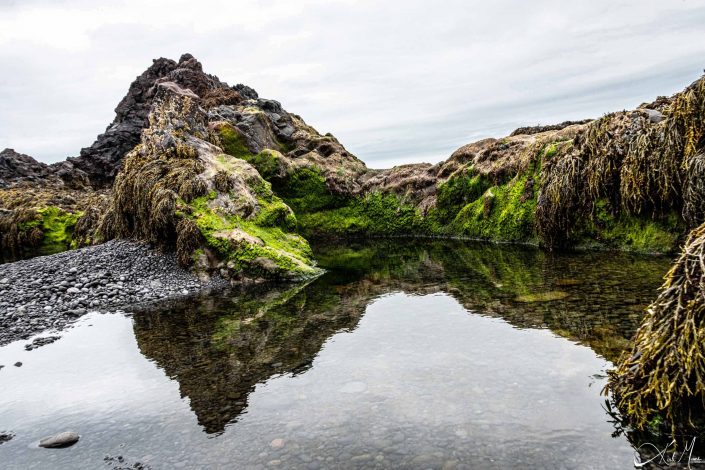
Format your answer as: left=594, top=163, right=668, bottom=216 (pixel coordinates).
left=270, top=438, right=286, bottom=449
left=38, top=431, right=80, bottom=448
left=24, top=336, right=61, bottom=351
left=0, top=432, right=14, bottom=444
left=13, top=362, right=22, bottom=367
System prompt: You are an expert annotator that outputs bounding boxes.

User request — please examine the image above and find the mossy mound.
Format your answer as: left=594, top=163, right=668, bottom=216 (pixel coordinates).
left=0, top=185, right=109, bottom=262
left=99, top=82, right=319, bottom=282
left=447, top=170, right=538, bottom=243
left=297, top=192, right=432, bottom=238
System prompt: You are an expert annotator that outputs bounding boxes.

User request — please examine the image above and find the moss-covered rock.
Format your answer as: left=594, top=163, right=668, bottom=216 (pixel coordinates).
left=448, top=171, right=538, bottom=243
left=99, top=81, right=319, bottom=282
left=297, top=192, right=432, bottom=238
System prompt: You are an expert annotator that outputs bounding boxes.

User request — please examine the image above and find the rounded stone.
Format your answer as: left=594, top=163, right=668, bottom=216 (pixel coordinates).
left=39, top=431, right=80, bottom=448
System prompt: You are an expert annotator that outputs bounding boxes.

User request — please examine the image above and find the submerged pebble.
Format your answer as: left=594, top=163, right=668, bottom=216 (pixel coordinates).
left=38, top=431, right=80, bottom=448
left=270, top=438, right=286, bottom=449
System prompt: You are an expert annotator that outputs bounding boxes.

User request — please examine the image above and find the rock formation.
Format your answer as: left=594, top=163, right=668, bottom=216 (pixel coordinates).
left=99, top=80, right=318, bottom=281
left=1, top=54, right=704, bottom=273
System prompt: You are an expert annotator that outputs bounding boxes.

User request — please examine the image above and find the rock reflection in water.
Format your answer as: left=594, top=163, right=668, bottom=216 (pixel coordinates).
left=132, top=239, right=671, bottom=435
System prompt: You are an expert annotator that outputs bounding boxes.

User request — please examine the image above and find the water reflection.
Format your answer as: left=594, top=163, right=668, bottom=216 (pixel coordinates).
left=132, top=239, right=671, bottom=435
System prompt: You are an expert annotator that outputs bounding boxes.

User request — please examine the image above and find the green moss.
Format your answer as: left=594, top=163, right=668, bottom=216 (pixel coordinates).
left=218, top=125, right=253, bottom=160
left=37, top=207, right=81, bottom=255
left=515, top=291, right=569, bottom=302
left=544, top=143, right=558, bottom=159
left=435, top=172, right=491, bottom=224
left=185, top=192, right=316, bottom=278
left=254, top=196, right=297, bottom=231
left=577, top=199, right=684, bottom=253
left=297, top=192, right=431, bottom=238
left=449, top=172, right=538, bottom=243
left=248, top=150, right=281, bottom=180
left=218, top=124, right=288, bottom=182
left=277, top=166, right=345, bottom=214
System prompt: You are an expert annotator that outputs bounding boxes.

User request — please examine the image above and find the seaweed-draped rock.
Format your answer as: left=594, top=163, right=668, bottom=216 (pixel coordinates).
left=68, top=53, right=242, bottom=187
left=3, top=54, right=705, bottom=264
left=100, top=81, right=319, bottom=282
left=0, top=148, right=106, bottom=262
left=607, top=222, right=705, bottom=432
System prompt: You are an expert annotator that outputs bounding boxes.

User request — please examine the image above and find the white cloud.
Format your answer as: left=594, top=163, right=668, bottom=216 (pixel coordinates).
left=0, top=0, right=704, bottom=166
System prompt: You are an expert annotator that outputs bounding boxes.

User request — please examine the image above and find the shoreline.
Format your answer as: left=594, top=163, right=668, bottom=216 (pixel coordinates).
left=0, top=239, right=229, bottom=347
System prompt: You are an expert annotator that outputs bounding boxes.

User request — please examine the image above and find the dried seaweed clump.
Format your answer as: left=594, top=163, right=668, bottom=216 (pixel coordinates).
left=0, top=208, right=43, bottom=261
left=668, top=76, right=705, bottom=161
left=683, top=152, right=705, bottom=227
left=619, top=123, right=682, bottom=215
left=176, top=218, right=202, bottom=266
left=72, top=193, right=111, bottom=248
left=535, top=151, right=585, bottom=247
left=99, top=82, right=209, bottom=247
left=580, top=113, right=642, bottom=207
left=535, top=76, right=705, bottom=248
left=607, top=223, right=705, bottom=430
left=102, top=146, right=206, bottom=245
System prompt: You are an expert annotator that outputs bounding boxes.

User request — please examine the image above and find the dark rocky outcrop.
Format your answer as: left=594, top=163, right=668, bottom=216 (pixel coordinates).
left=67, top=53, right=240, bottom=187
left=99, top=81, right=319, bottom=281
left=0, top=149, right=53, bottom=187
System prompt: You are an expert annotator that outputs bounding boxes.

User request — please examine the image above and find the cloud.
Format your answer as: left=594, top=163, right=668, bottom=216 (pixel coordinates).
left=0, top=0, right=704, bottom=166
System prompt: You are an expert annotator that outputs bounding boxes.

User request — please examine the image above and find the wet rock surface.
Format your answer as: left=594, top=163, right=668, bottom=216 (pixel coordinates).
left=0, top=239, right=227, bottom=346
left=0, top=431, right=14, bottom=444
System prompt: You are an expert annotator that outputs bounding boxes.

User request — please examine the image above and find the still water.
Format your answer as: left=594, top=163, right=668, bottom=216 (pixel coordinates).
left=0, top=240, right=672, bottom=469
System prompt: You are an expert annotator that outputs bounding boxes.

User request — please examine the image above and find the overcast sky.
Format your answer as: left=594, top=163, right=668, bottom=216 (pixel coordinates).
left=1, top=0, right=704, bottom=168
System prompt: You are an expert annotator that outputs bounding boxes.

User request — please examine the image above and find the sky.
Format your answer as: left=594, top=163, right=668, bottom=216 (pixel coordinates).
left=0, top=0, right=704, bottom=168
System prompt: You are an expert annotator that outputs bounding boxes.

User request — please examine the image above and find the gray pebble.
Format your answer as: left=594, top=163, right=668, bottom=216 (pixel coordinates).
left=38, top=431, right=80, bottom=448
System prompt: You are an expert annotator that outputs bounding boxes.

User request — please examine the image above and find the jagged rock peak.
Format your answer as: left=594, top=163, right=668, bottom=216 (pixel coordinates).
left=67, top=54, right=254, bottom=187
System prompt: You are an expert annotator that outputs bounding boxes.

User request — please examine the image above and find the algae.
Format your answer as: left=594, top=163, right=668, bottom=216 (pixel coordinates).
left=515, top=291, right=569, bottom=303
